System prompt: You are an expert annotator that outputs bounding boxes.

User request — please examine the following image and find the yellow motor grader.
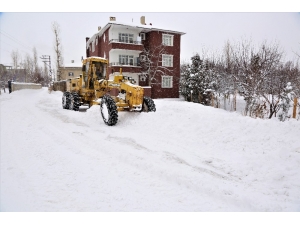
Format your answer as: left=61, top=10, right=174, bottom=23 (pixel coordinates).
left=62, top=57, right=156, bottom=126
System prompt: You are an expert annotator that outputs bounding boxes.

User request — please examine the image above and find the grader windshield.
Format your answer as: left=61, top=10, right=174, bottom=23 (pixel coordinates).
left=82, top=57, right=108, bottom=89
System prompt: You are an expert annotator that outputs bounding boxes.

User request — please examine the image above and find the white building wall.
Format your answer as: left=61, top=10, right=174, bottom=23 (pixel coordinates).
left=109, top=50, right=141, bottom=64
left=108, top=24, right=144, bottom=85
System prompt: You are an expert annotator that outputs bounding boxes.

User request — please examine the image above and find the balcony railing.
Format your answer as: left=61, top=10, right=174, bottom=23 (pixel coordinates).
left=109, top=39, right=142, bottom=45
left=110, top=62, right=141, bottom=67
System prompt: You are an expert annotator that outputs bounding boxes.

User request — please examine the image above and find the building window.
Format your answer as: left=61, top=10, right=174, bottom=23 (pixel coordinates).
left=119, top=55, right=134, bottom=65
left=96, top=37, right=98, bottom=45
left=140, top=33, right=145, bottom=40
left=104, top=52, right=106, bottom=59
left=162, top=76, right=173, bottom=88
left=162, top=34, right=173, bottom=46
left=119, top=33, right=134, bottom=43
left=103, top=33, right=106, bottom=42
left=162, top=54, right=173, bottom=67
left=140, top=74, right=147, bottom=81
left=68, top=72, right=74, bottom=76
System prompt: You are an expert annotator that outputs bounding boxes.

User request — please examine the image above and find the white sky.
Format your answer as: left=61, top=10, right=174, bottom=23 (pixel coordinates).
left=0, top=1, right=300, bottom=68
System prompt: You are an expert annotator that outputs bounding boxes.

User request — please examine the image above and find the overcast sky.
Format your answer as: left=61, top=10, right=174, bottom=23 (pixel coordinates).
left=1, top=1, right=300, bottom=68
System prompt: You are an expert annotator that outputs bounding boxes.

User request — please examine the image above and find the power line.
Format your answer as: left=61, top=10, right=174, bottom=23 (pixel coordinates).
left=1, top=39, right=30, bottom=55
left=0, top=46, right=11, bottom=54
left=0, top=30, right=44, bottom=60
left=1, top=30, right=47, bottom=67
left=0, top=30, right=33, bottom=52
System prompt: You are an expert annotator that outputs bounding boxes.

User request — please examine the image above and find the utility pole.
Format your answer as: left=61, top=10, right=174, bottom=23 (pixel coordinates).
left=40, top=55, right=53, bottom=81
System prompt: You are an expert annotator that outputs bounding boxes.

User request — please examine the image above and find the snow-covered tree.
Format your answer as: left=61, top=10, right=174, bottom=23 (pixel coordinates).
left=180, top=53, right=218, bottom=105
left=278, top=82, right=295, bottom=121
left=179, top=62, right=191, bottom=100
left=180, top=39, right=300, bottom=121
left=231, top=40, right=283, bottom=118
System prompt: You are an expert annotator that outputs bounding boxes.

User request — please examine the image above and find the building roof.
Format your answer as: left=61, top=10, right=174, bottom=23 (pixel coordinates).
left=63, top=63, right=82, bottom=68
left=86, top=21, right=186, bottom=49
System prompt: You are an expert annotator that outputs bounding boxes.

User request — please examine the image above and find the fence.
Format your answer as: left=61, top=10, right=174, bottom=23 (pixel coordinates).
left=52, top=80, right=66, bottom=92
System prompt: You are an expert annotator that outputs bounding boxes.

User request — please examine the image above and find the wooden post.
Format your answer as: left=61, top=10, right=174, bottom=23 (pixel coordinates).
left=293, top=98, right=298, bottom=119
left=234, top=90, right=237, bottom=111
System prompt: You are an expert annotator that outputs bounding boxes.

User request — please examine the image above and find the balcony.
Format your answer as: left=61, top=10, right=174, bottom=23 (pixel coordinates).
left=109, top=39, right=142, bottom=45
left=109, top=62, right=141, bottom=67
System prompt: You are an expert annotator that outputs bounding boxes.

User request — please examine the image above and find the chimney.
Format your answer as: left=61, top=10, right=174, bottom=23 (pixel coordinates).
left=98, top=26, right=101, bottom=31
left=140, top=16, right=146, bottom=25
left=110, top=17, right=116, bottom=21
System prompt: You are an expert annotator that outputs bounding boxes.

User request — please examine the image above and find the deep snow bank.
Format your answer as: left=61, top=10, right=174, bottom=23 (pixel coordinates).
left=0, top=88, right=299, bottom=212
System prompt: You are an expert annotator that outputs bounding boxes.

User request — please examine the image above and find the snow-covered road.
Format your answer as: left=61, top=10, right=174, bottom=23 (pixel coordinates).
left=1, top=88, right=300, bottom=211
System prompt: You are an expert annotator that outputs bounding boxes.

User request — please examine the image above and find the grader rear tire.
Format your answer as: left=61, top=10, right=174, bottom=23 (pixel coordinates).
left=100, top=95, right=118, bottom=126
left=62, top=92, right=70, bottom=109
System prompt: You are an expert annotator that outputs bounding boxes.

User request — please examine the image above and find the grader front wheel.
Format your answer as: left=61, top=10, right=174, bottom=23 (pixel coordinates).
left=62, top=92, right=70, bottom=109
left=100, top=95, right=118, bottom=126
left=69, top=92, right=80, bottom=111
left=143, top=96, right=156, bottom=112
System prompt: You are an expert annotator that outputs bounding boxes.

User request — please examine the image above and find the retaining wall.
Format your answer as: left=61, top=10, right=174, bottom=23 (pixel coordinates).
left=11, top=82, right=42, bottom=92
left=52, top=80, right=66, bottom=92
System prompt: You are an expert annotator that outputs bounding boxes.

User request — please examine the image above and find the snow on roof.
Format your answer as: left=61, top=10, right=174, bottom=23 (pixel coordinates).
left=87, top=56, right=106, bottom=60
left=86, top=21, right=186, bottom=49
left=11, top=82, right=41, bottom=85
left=63, top=63, right=82, bottom=68
left=110, top=21, right=186, bottom=35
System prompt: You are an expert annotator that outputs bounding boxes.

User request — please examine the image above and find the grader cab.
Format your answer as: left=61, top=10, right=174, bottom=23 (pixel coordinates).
left=62, top=57, right=156, bottom=126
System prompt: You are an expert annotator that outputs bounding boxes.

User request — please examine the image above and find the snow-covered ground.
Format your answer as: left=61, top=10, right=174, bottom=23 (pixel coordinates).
left=1, top=88, right=300, bottom=215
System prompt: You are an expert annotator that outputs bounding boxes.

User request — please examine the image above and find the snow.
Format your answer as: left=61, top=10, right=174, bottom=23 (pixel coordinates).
left=0, top=88, right=300, bottom=221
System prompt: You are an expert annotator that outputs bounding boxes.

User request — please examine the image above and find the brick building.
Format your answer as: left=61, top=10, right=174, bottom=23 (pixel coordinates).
left=59, top=63, right=82, bottom=81
left=85, top=17, right=185, bottom=98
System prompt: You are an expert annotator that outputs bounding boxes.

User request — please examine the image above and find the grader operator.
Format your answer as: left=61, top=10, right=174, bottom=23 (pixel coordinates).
left=62, top=57, right=156, bottom=126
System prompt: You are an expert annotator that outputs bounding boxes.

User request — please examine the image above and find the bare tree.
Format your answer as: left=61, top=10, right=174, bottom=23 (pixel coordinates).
left=218, top=40, right=237, bottom=110
left=23, top=53, right=34, bottom=83
left=293, top=42, right=300, bottom=59
left=11, top=50, right=20, bottom=70
left=42, top=63, right=51, bottom=86
left=11, top=50, right=21, bottom=80
left=52, top=21, right=64, bottom=81
left=140, top=44, right=172, bottom=86
left=33, top=47, right=39, bottom=75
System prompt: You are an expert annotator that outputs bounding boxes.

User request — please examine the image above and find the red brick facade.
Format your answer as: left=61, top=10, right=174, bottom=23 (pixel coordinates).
left=86, top=22, right=185, bottom=99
